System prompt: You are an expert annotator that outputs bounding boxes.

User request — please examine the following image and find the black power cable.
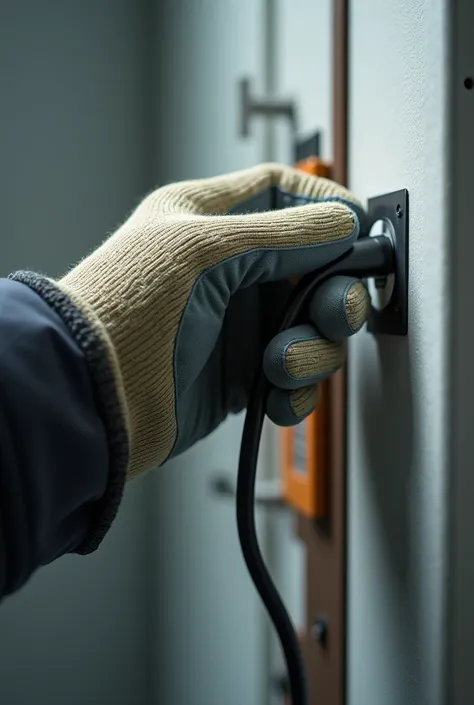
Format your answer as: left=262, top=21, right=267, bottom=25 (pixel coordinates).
left=236, top=235, right=395, bottom=705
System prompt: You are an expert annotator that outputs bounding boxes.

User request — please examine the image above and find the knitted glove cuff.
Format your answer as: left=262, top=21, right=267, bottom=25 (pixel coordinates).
left=8, top=270, right=129, bottom=554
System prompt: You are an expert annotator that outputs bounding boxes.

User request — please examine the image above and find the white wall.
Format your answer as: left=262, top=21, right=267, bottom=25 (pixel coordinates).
left=348, top=1, right=448, bottom=704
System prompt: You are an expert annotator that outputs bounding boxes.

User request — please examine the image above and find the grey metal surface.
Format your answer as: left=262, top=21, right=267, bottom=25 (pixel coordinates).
left=348, top=0, right=449, bottom=703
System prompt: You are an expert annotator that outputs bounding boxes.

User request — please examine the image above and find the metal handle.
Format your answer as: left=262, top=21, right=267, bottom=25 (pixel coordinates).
left=239, top=77, right=297, bottom=138
left=210, top=473, right=285, bottom=508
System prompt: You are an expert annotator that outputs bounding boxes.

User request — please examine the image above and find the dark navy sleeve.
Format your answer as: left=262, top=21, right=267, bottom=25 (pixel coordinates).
left=0, top=279, right=126, bottom=598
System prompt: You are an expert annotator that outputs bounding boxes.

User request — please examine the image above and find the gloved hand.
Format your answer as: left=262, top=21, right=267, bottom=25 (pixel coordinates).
left=11, top=163, right=369, bottom=481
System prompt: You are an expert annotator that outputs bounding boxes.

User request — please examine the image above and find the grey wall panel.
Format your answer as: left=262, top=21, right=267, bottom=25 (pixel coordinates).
left=348, top=1, right=448, bottom=704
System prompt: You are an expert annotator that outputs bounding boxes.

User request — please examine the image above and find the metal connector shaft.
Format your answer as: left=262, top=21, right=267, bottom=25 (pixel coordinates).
left=333, top=235, right=396, bottom=279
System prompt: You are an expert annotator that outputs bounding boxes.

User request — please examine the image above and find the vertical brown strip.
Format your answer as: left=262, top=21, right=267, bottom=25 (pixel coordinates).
left=333, top=0, right=348, bottom=185
left=297, top=1, right=348, bottom=704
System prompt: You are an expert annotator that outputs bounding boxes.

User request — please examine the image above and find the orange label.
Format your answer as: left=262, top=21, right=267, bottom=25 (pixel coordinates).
left=281, top=157, right=332, bottom=518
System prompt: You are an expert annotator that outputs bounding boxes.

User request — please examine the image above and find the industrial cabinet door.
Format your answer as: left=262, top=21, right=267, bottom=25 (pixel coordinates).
left=349, top=1, right=474, bottom=704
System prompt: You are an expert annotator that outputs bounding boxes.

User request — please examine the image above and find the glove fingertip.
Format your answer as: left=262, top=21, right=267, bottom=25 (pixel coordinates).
left=310, top=276, right=370, bottom=342
left=266, top=385, right=320, bottom=427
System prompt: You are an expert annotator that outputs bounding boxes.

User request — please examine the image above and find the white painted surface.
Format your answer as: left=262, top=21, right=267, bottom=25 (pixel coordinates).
left=348, top=1, right=448, bottom=704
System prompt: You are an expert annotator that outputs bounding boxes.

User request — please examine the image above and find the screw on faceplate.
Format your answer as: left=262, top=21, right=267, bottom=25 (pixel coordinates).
left=396, top=204, right=403, bottom=218
left=311, top=617, right=327, bottom=646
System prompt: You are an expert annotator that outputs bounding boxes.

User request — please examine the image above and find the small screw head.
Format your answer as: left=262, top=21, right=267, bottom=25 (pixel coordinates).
left=396, top=204, right=403, bottom=218
left=311, top=617, right=327, bottom=646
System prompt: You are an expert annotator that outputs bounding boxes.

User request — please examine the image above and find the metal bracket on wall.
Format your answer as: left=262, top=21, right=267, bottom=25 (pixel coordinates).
left=238, top=77, right=297, bottom=137
left=210, top=473, right=285, bottom=509
left=366, top=189, right=409, bottom=336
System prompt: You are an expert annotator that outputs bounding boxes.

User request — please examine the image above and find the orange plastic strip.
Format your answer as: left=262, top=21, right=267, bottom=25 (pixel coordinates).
left=281, top=157, right=332, bottom=518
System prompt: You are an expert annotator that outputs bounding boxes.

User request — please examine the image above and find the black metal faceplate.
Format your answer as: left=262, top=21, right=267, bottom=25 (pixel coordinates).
left=367, top=189, right=409, bottom=336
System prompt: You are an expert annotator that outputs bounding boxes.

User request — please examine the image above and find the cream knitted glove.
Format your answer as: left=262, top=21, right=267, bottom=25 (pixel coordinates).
left=10, top=163, right=369, bottom=499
